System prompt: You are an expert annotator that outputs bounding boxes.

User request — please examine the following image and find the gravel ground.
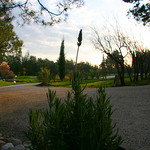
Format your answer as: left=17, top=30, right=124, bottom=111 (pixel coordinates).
left=0, top=84, right=150, bottom=150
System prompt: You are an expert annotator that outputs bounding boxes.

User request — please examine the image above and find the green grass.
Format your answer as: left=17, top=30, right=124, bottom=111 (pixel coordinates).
left=50, top=80, right=72, bottom=87
left=16, top=76, right=39, bottom=83
left=50, top=79, right=114, bottom=88
left=0, top=75, right=150, bottom=88
left=50, top=77, right=150, bottom=88
left=81, top=79, right=114, bottom=88
left=0, top=80, right=19, bottom=86
left=0, top=76, right=39, bottom=87
left=124, top=78, right=150, bottom=86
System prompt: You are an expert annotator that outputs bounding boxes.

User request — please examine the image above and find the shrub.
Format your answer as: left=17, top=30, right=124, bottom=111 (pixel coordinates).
left=0, top=61, right=15, bottom=79
left=38, top=67, right=50, bottom=85
left=25, top=71, right=122, bottom=150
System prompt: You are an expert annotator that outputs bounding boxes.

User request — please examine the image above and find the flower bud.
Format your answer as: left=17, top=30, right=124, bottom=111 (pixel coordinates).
left=77, top=29, right=82, bottom=46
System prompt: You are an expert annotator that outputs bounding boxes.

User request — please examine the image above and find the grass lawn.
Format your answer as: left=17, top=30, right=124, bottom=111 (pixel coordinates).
left=16, top=76, right=39, bottom=83
left=124, top=77, right=150, bottom=86
left=50, top=78, right=115, bottom=88
left=50, top=77, right=150, bottom=88
left=0, top=75, right=150, bottom=88
left=0, top=80, right=19, bottom=86
left=0, top=76, right=39, bottom=87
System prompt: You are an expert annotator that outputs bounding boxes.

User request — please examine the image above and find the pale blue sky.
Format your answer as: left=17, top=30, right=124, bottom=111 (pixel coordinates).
left=14, top=0, right=150, bottom=66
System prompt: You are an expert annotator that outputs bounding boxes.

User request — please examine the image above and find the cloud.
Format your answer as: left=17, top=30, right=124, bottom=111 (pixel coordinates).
left=13, top=0, right=150, bottom=66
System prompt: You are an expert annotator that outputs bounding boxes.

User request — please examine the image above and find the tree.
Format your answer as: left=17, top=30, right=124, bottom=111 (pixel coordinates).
left=123, top=0, right=150, bottom=26
left=100, top=55, right=107, bottom=79
left=7, top=55, right=22, bottom=76
left=0, top=0, right=84, bottom=25
left=105, top=55, right=117, bottom=75
left=58, top=39, right=66, bottom=81
left=92, top=27, right=128, bottom=86
left=125, top=39, right=150, bottom=81
left=145, top=50, right=150, bottom=79
left=0, top=13, right=23, bottom=62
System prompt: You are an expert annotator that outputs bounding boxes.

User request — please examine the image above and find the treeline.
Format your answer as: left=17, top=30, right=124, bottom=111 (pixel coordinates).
left=7, top=53, right=104, bottom=79
left=6, top=49, right=150, bottom=82
left=100, top=49, right=150, bottom=82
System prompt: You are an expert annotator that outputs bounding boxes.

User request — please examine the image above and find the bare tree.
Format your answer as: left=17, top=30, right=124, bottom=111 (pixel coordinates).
left=92, top=27, right=129, bottom=86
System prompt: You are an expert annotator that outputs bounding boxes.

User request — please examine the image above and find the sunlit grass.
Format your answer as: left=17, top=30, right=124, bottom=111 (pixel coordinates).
left=0, top=80, right=17, bottom=86
left=81, top=79, right=114, bottom=88
left=124, top=78, right=150, bottom=86
left=0, top=76, right=150, bottom=88
left=0, top=76, right=39, bottom=87
left=16, top=76, right=39, bottom=83
left=50, top=80, right=72, bottom=87
left=50, top=79, right=114, bottom=88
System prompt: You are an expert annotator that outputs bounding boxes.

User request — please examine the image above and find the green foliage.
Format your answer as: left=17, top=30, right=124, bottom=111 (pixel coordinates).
left=0, top=13, right=23, bottom=62
left=123, top=0, right=150, bottom=26
left=7, top=54, right=100, bottom=78
left=0, top=76, right=38, bottom=87
left=58, top=39, right=66, bottom=81
left=25, top=72, right=122, bottom=150
left=38, top=67, right=50, bottom=85
left=26, top=28, right=122, bottom=150
left=0, top=0, right=84, bottom=26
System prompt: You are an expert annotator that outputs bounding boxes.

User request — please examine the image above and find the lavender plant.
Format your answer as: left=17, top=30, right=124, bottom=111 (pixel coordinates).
left=25, top=29, right=122, bottom=150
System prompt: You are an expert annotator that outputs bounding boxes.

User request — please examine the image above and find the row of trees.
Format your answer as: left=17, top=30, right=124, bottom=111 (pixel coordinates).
left=92, top=27, right=150, bottom=86
left=6, top=53, right=100, bottom=80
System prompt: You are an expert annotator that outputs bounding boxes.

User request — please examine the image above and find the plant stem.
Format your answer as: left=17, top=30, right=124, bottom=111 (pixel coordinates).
left=75, top=45, right=80, bottom=71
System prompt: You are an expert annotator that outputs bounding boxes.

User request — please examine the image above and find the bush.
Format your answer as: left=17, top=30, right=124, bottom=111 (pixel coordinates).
left=38, top=67, right=50, bottom=85
left=25, top=71, right=122, bottom=150
left=0, top=62, right=15, bottom=79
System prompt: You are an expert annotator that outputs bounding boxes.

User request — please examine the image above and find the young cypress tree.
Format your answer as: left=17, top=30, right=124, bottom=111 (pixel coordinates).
left=59, top=39, right=66, bottom=81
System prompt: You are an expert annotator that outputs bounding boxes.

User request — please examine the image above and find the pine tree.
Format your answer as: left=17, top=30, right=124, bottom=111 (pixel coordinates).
left=0, top=13, right=23, bottom=62
left=58, top=39, right=66, bottom=81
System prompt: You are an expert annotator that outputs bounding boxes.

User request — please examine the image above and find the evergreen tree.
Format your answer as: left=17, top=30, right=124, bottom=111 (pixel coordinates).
left=0, top=13, right=23, bottom=62
left=58, top=39, right=66, bottom=81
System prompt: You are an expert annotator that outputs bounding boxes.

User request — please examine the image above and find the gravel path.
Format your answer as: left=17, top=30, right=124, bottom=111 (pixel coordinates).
left=0, top=84, right=150, bottom=150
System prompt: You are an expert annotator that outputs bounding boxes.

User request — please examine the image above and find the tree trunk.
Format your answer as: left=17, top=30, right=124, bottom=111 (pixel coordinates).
left=132, top=54, right=136, bottom=82
left=126, top=66, right=132, bottom=82
left=140, top=64, right=143, bottom=80
left=116, top=63, right=125, bottom=86
left=145, top=72, right=147, bottom=80
left=120, top=66, right=125, bottom=86
left=135, top=55, right=139, bottom=82
left=140, top=56, right=144, bottom=80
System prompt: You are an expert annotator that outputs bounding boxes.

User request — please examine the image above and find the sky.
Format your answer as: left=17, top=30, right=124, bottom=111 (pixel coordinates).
left=13, top=0, right=150, bottom=66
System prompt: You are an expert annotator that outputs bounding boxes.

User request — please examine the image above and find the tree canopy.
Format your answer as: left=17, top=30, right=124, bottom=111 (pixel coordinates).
left=0, top=13, right=23, bottom=62
left=0, top=0, right=84, bottom=25
left=123, top=0, right=150, bottom=26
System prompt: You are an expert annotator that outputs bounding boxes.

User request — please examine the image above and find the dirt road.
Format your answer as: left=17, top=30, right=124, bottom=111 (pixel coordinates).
left=0, top=84, right=150, bottom=150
